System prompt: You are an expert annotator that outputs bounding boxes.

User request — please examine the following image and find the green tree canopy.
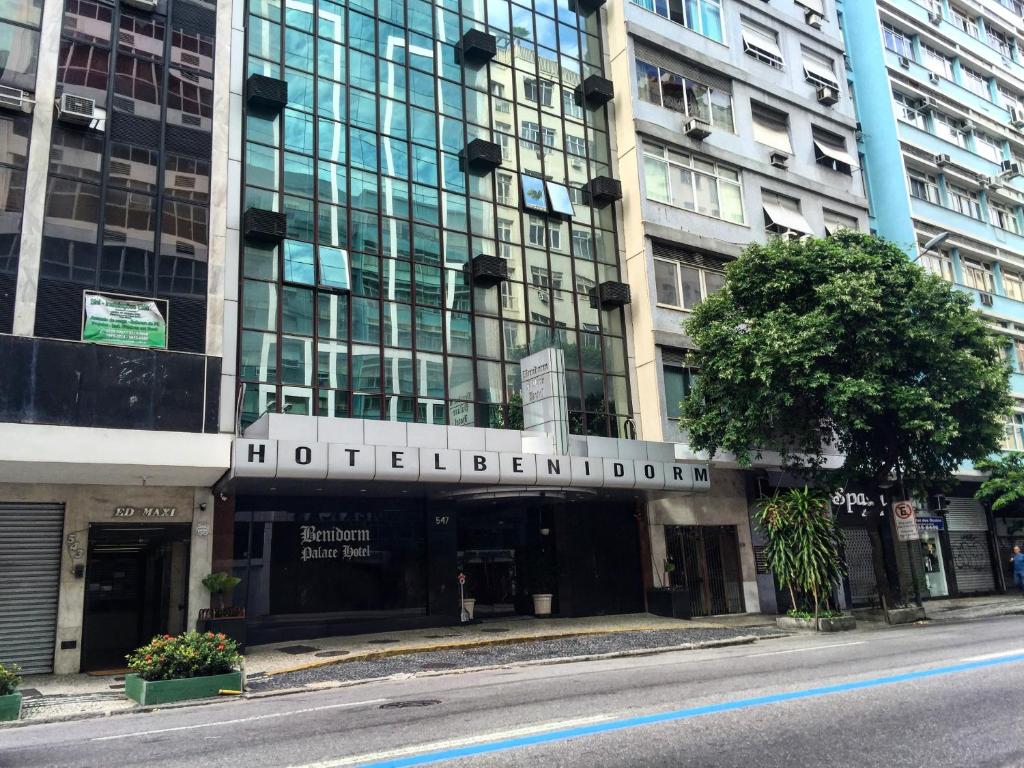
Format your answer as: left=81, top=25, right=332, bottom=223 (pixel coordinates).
left=976, top=453, right=1024, bottom=511
left=680, top=231, right=1011, bottom=491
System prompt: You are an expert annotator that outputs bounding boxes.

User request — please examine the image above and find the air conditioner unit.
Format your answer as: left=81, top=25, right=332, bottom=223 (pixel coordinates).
left=1000, top=159, right=1022, bottom=175
left=981, top=175, right=999, bottom=189
left=816, top=85, right=839, bottom=106
left=1010, top=107, right=1024, bottom=129
left=979, top=291, right=994, bottom=307
left=0, top=85, right=33, bottom=114
left=122, top=0, right=158, bottom=10
left=769, top=151, right=790, bottom=169
left=934, top=153, right=952, bottom=166
left=928, top=73, right=941, bottom=83
left=805, top=9, right=823, bottom=28
left=928, top=11, right=942, bottom=24
left=898, top=55, right=912, bottom=68
left=55, top=93, right=97, bottom=125
left=683, top=116, right=712, bottom=140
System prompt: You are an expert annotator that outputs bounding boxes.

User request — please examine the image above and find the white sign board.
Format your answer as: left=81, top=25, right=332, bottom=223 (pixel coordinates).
left=520, top=348, right=569, bottom=454
left=893, top=500, right=920, bottom=542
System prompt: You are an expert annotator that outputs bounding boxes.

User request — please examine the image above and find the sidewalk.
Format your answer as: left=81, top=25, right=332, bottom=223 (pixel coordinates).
left=10, top=612, right=775, bottom=725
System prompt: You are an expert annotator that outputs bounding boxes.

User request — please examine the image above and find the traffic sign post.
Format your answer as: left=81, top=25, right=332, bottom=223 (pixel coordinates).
left=458, top=572, right=468, bottom=622
left=893, top=500, right=922, bottom=608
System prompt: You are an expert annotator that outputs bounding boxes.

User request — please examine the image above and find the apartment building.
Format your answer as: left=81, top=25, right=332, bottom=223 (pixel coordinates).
left=841, top=0, right=1024, bottom=598
left=605, top=0, right=869, bottom=614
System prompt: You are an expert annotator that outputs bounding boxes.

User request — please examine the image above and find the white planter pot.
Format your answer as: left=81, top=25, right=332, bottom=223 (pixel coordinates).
left=462, top=598, right=476, bottom=620
left=532, top=594, right=553, bottom=616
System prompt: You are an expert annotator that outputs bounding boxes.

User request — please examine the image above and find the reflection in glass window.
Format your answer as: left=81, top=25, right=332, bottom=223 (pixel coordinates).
left=546, top=182, right=575, bottom=218
left=319, top=246, right=350, bottom=289
left=521, top=175, right=548, bottom=212
left=283, top=239, right=315, bottom=284
left=0, top=22, right=40, bottom=91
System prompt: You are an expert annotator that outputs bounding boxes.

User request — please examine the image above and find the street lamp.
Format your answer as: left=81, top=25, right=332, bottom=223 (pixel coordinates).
left=910, top=231, right=950, bottom=263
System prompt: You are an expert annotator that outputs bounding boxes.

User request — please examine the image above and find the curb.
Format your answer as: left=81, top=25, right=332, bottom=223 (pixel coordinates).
left=3, top=633, right=782, bottom=727
left=263, top=624, right=769, bottom=677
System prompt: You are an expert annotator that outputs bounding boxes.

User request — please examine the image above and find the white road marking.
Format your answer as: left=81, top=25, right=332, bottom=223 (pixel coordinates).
left=89, top=698, right=388, bottom=742
left=286, top=714, right=616, bottom=768
left=745, top=641, right=866, bottom=657
left=961, top=648, right=1024, bottom=662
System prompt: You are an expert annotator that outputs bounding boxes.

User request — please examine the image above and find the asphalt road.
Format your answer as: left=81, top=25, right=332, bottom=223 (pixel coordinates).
left=4, top=615, right=1024, bottom=768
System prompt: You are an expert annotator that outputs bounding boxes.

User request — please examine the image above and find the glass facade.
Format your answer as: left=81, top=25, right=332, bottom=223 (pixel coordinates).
left=38, top=0, right=216, bottom=348
left=239, top=0, right=631, bottom=436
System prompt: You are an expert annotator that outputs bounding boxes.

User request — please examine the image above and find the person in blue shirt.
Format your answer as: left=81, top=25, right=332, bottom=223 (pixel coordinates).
left=1011, top=546, right=1024, bottom=596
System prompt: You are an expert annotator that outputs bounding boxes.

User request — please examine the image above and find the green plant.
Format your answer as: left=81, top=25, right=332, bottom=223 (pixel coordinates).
left=755, top=487, right=846, bottom=628
left=976, top=453, right=1024, bottom=512
left=201, top=571, right=241, bottom=614
left=786, top=608, right=843, bottom=621
left=0, top=662, right=21, bottom=696
left=127, top=631, right=241, bottom=682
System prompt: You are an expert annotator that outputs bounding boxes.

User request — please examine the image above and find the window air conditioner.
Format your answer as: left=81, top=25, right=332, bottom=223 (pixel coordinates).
left=816, top=85, right=839, bottom=106
left=1000, top=159, right=1021, bottom=175
left=1011, top=107, right=1024, bottom=129
left=928, top=11, right=942, bottom=24
left=805, top=9, right=823, bottom=28
left=769, top=151, right=790, bottom=169
left=683, top=116, right=712, bottom=140
left=122, top=0, right=158, bottom=10
left=55, top=93, right=97, bottom=125
left=0, top=85, right=33, bottom=114
left=928, top=73, right=940, bottom=83
left=934, top=153, right=952, bottom=166
left=898, top=56, right=912, bottom=68
left=979, top=291, right=994, bottom=307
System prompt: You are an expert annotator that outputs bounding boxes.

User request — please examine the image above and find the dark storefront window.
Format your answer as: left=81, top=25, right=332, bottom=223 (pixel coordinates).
left=234, top=499, right=427, bottom=621
left=238, top=0, right=631, bottom=435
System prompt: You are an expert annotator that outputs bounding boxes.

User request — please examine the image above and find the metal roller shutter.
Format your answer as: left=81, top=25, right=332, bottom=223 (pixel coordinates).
left=0, top=504, right=64, bottom=674
left=845, top=528, right=877, bottom=606
left=946, top=498, right=995, bottom=593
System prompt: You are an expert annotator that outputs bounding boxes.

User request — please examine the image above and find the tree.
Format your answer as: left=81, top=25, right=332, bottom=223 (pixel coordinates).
left=755, top=487, right=845, bottom=625
left=976, top=453, right=1024, bottom=512
left=680, top=231, right=1011, bottom=604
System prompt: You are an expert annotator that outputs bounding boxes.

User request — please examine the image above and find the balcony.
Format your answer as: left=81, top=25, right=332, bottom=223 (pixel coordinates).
left=909, top=196, right=1024, bottom=254
left=883, top=49, right=1006, bottom=125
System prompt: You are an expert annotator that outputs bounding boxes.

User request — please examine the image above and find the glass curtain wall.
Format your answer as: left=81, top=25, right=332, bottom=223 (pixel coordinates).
left=240, top=0, right=631, bottom=436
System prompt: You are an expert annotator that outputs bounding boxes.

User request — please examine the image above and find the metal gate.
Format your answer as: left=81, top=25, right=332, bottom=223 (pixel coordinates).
left=665, top=525, right=745, bottom=616
left=947, top=498, right=995, bottom=593
left=0, top=503, right=65, bottom=674
left=844, top=528, right=878, bottom=606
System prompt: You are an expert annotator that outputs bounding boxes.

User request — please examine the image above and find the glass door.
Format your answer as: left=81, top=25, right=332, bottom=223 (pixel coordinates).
left=919, top=532, right=948, bottom=598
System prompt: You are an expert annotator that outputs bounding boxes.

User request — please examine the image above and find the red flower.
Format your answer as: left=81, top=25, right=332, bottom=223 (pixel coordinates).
left=217, top=644, right=225, bottom=651
left=206, top=632, right=215, bottom=638
left=216, top=633, right=226, bottom=640
left=145, top=654, right=152, bottom=661
left=164, top=634, right=173, bottom=640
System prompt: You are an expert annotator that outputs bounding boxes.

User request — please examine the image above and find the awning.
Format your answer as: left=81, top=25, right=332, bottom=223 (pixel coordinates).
left=742, top=29, right=784, bottom=63
left=795, top=0, right=825, bottom=14
left=803, top=58, right=838, bottom=88
left=763, top=202, right=813, bottom=235
left=814, top=140, right=856, bottom=168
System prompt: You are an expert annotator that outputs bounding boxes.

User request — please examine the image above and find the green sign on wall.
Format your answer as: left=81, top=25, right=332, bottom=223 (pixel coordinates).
left=82, top=292, right=168, bottom=349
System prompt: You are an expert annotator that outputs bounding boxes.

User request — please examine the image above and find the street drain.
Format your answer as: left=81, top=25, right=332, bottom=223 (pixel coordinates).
left=380, top=700, right=441, bottom=709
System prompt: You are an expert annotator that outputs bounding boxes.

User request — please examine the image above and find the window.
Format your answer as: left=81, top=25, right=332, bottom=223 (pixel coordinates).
left=882, top=23, right=913, bottom=58
left=893, top=91, right=927, bottom=130
left=565, top=134, right=587, bottom=158
left=933, top=113, right=968, bottom=148
left=643, top=142, right=744, bottom=224
left=960, top=66, right=989, bottom=99
left=802, top=49, right=838, bottom=90
left=663, top=361, right=696, bottom=419
left=654, top=257, right=725, bottom=310
left=919, top=251, right=955, bottom=282
left=947, top=185, right=983, bottom=220
left=521, top=174, right=548, bottom=212
left=908, top=169, right=940, bottom=204
left=741, top=19, right=784, bottom=69
left=634, top=58, right=734, bottom=131
left=951, top=8, right=979, bottom=38
left=762, top=190, right=812, bottom=236
left=961, top=258, right=994, bottom=291
left=751, top=103, right=791, bottom=153
left=1002, top=412, right=1024, bottom=452
left=629, top=0, right=724, bottom=43
left=992, top=201, right=1021, bottom=234
left=546, top=182, right=575, bottom=218
left=1004, top=270, right=1024, bottom=301
left=975, top=132, right=1004, bottom=164
left=812, top=128, right=855, bottom=174
left=922, top=45, right=952, bottom=80
left=497, top=173, right=512, bottom=205
left=823, top=210, right=858, bottom=235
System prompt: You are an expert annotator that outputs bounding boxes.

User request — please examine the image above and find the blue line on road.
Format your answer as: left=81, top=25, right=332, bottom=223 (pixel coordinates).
left=360, top=652, right=1024, bottom=767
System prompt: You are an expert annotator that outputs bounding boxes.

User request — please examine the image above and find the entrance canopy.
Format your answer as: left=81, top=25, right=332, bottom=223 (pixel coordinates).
left=224, top=415, right=710, bottom=499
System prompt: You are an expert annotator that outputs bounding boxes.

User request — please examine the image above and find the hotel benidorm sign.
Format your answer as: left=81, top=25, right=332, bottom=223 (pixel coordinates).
left=233, top=439, right=710, bottom=492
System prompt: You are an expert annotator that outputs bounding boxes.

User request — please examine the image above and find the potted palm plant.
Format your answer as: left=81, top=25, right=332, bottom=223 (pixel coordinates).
left=125, top=630, right=243, bottom=706
left=196, top=571, right=246, bottom=650
left=0, top=662, right=22, bottom=722
left=756, top=487, right=855, bottom=632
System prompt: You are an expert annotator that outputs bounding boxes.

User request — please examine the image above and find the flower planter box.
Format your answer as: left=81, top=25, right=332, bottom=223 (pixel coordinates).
left=776, top=615, right=856, bottom=632
left=196, top=617, right=247, bottom=652
left=0, top=692, right=21, bottom=721
left=125, top=670, right=242, bottom=706
left=646, top=587, right=691, bottom=619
